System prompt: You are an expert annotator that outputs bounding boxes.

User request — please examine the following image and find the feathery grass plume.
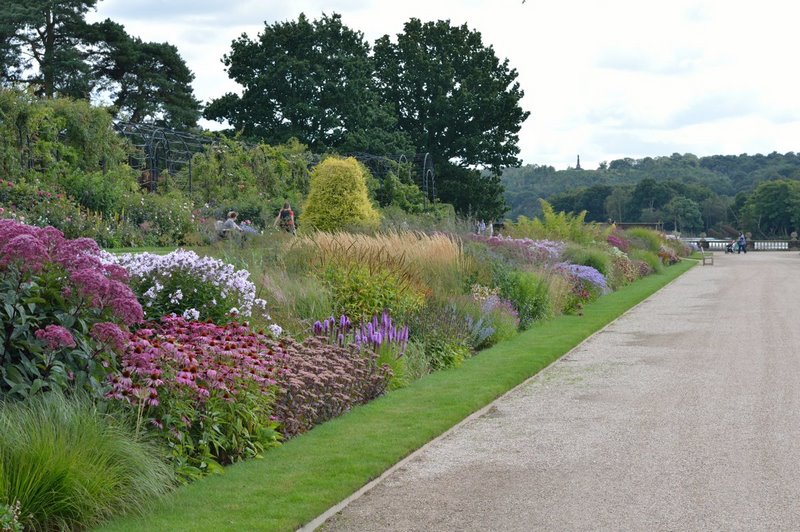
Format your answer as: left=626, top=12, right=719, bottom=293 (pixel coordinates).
left=299, top=230, right=463, bottom=283
left=298, top=231, right=462, bottom=321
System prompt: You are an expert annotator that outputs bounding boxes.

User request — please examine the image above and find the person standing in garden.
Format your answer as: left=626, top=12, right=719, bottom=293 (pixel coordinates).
left=275, top=202, right=296, bottom=234
left=737, top=232, right=747, bottom=254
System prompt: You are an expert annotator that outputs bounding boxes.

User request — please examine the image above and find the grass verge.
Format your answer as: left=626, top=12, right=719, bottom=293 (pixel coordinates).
left=97, top=259, right=695, bottom=532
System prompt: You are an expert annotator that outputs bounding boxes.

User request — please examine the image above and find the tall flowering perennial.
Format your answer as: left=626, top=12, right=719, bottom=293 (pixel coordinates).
left=109, top=316, right=391, bottom=477
left=0, top=220, right=142, bottom=399
left=113, top=249, right=268, bottom=324
left=313, top=311, right=410, bottom=356
left=108, top=316, right=280, bottom=480
left=471, top=234, right=565, bottom=265
left=554, top=262, right=610, bottom=297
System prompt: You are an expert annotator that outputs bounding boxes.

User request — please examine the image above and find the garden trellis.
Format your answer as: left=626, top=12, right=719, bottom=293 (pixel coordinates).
left=112, top=122, right=436, bottom=203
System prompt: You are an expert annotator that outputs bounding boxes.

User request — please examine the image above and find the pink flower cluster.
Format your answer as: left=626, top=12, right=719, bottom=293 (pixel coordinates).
left=34, top=325, right=76, bottom=351
left=108, top=316, right=391, bottom=439
left=0, top=220, right=143, bottom=325
left=108, top=316, right=279, bottom=408
left=607, top=233, right=630, bottom=252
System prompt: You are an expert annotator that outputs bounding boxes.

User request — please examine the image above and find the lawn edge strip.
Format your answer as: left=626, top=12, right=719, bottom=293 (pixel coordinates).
left=97, top=259, right=695, bottom=532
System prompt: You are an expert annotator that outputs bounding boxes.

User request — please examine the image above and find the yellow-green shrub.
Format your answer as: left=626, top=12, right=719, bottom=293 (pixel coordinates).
left=323, top=263, right=424, bottom=323
left=301, top=157, right=380, bottom=232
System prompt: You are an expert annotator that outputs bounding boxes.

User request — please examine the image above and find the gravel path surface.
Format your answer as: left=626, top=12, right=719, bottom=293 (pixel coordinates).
left=319, top=252, right=800, bottom=531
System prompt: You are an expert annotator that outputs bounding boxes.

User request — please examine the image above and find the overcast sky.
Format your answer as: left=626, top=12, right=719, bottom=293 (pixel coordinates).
left=88, top=0, right=800, bottom=170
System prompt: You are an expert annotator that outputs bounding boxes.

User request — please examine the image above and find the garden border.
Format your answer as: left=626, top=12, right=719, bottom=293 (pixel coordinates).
left=97, top=259, right=696, bottom=532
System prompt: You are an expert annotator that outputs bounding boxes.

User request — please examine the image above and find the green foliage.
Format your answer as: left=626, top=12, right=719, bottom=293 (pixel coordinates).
left=0, top=89, right=130, bottom=182
left=0, top=499, right=22, bottom=532
left=0, top=393, right=173, bottom=531
left=562, top=244, right=613, bottom=277
left=435, top=164, right=509, bottom=220
left=499, top=270, right=552, bottom=330
left=119, top=191, right=195, bottom=246
left=374, top=171, right=427, bottom=213
left=742, top=179, right=800, bottom=237
left=180, top=138, right=311, bottom=207
left=301, top=157, right=380, bottom=232
left=625, top=227, right=663, bottom=253
left=407, top=302, right=472, bottom=371
left=2, top=5, right=199, bottom=125
left=89, top=21, right=202, bottom=128
left=629, top=249, right=663, bottom=274
left=0, top=1, right=97, bottom=98
left=205, top=13, right=411, bottom=154
left=62, top=166, right=139, bottom=217
left=374, top=18, right=529, bottom=172
left=323, top=263, right=424, bottom=324
left=508, top=199, right=604, bottom=244
left=663, top=195, right=703, bottom=233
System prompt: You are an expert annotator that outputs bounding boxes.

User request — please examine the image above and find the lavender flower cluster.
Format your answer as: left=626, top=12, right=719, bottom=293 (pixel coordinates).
left=472, top=234, right=565, bottom=264
left=314, top=311, right=410, bottom=356
left=555, top=262, right=610, bottom=293
left=112, top=249, right=266, bottom=321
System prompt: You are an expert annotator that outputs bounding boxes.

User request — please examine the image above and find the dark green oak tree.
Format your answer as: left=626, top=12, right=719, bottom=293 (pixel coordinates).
left=204, top=13, right=411, bottom=155
left=373, top=18, right=529, bottom=219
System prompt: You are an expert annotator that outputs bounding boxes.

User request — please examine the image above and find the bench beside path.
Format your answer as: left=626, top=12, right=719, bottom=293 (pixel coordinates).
left=320, top=252, right=800, bottom=531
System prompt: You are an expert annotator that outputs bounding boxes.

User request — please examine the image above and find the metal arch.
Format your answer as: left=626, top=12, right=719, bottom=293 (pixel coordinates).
left=112, top=121, right=435, bottom=202
left=113, top=121, right=215, bottom=192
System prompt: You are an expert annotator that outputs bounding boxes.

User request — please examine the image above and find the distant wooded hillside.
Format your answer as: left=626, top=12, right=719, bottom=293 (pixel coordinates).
left=501, top=152, right=800, bottom=238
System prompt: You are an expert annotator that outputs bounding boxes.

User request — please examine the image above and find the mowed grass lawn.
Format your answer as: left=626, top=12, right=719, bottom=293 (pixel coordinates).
left=97, top=259, right=696, bottom=532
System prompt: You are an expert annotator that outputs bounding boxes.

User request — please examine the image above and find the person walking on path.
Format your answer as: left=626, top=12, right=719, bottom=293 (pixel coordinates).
left=737, top=232, right=747, bottom=253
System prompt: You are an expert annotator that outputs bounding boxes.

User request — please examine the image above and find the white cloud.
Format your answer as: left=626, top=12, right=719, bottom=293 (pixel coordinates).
left=88, top=0, right=800, bottom=169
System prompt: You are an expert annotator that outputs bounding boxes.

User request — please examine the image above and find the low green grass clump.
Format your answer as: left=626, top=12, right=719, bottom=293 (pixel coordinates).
left=0, top=393, right=173, bottom=531
left=97, top=259, right=694, bottom=532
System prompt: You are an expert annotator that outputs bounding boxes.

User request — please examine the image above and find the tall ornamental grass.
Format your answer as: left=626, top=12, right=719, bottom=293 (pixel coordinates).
left=0, top=393, right=173, bottom=531
left=299, top=230, right=464, bottom=294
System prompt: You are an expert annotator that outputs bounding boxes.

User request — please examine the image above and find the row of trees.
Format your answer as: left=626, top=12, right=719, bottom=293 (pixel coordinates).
left=2, top=5, right=530, bottom=219
left=205, top=14, right=528, bottom=219
left=502, top=153, right=800, bottom=237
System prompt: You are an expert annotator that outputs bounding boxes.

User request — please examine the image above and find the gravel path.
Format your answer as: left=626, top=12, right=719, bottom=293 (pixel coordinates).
left=319, top=252, right=800, bottom=531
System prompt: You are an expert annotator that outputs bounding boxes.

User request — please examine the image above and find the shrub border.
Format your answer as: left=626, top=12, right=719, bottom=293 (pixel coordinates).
left=98, top=259, right=695, bottom=532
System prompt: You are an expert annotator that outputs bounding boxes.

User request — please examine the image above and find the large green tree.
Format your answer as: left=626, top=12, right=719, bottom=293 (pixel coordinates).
left=89, top=20, right=201, bottom=128
left=373, top=18, right=529, bottom=217
left=0, top=0, right=96, bottom=98
left=0, top=2, right=200, bottom=127
left=742, top=179, right=800, bottom=237
left=205, top=13, right=411, bottom=155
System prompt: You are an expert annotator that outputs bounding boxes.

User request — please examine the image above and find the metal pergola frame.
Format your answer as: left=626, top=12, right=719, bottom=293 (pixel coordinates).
left=113, top=122, right=436, bottom=202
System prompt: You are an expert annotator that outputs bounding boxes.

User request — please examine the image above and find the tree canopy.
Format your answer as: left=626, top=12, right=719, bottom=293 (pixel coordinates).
left=0, top=1, right=200, bottom=127
left=373, top=18, right=529, bottom=172
left=503, top=152, right=800, bottom=237
left=205, top=13, right=411, bottom=155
